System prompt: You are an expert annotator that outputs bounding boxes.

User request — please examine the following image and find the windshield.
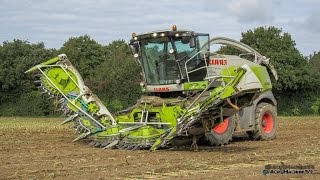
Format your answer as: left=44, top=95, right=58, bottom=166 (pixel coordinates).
left=141, top=36, right=196, bottom=84
left=141, top=37, right=175, bottom=84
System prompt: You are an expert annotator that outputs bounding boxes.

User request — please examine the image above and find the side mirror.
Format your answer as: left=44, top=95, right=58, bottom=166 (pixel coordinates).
left=189, top=37, right=196, bottom=48
left=130, top=42, right=140, bottom=55
left=132, top=42, right=139, bottom=52
left=129, top=41, right=140, bottom=58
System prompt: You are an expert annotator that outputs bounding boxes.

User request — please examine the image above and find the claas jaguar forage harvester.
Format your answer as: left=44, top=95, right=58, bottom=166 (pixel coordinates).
left=26, top=25, right=278, bottom=151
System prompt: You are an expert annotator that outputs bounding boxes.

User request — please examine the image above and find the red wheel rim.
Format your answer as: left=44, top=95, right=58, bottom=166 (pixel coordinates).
left=213, top=118, right=229, bottom=134
left=262, top=112, right=273, bottom=133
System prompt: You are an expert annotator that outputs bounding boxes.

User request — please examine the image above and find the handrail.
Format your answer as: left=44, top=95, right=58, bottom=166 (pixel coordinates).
left=200, top=37, right=278, bottom=80
left=200, top=36, right=264, bottom=64
left=184, top=50, right=209, bottom=82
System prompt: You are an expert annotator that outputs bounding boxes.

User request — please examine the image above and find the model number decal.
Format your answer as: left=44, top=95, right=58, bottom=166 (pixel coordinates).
left=209, top=59, right=227, bottom=65
left=153, top=87, right=170, bottom=92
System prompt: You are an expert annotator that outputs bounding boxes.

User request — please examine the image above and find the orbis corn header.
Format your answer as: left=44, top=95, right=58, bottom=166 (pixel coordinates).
left=26, top=25, right=278, bottom=151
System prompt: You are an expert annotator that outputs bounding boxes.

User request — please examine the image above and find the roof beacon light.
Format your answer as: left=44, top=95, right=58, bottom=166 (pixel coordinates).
left=172, top=25, right=177, bottom=31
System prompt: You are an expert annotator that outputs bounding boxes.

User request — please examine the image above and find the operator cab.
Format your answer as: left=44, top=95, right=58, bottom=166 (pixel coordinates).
left=129, top=25, right=210, bottom=91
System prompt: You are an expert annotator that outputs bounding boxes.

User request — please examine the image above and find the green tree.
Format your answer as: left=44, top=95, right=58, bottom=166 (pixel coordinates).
left=58, top=35, right=105, bottom=80
left=0, top=40, right=53, bottom=91
left=309, top=51, right=320, bottom=78
left=308, top=51, right=320, bottom=115
left=0, top=40, right=56, bottom=116
left=89, top=40, right=142, bottom=111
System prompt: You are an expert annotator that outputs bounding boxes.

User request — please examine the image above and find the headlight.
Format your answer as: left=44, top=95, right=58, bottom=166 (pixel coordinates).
left=140, top=82, right=146, bottom=87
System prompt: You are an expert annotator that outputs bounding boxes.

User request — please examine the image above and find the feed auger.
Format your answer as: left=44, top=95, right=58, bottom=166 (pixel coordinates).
left=26, top=26, right=278, bottom=151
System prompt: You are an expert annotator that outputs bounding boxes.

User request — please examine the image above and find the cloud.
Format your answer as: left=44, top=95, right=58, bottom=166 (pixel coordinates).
left=304, top=12, right=320, bottom=33
left=227, top=0, right=274, bottom=23
left=0, top=0, right=319, bottom=55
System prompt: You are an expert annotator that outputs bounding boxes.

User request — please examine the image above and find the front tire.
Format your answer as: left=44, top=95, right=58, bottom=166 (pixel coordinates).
left=249, top=102, right=277, bottom=140
left=206, top=116, right=236, bottom=146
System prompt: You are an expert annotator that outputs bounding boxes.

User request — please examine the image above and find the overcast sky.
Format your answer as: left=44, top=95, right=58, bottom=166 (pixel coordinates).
left=1, top=0, right=319, bottom=55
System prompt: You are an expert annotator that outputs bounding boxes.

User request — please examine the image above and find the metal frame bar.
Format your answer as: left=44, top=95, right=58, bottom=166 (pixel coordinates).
left=119, top=124, right=144, bottom=133
left=118, top=122, right=171, bottom=125
left=177, top=75, right=236, bottom=126
left=184, top=50, right=209, bottom=82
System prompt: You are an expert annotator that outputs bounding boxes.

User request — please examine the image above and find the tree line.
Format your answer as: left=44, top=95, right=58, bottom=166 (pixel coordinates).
left=0, top=26, right=319, bottom=116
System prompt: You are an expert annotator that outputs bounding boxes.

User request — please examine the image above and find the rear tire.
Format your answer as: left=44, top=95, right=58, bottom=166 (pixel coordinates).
left=249, top=102, right=277, bottom=140
left=206, top=116, right=236, bottom=146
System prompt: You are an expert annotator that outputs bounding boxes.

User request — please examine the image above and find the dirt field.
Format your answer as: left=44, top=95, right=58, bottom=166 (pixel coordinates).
left=0, top=116, right=319, bottom=179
